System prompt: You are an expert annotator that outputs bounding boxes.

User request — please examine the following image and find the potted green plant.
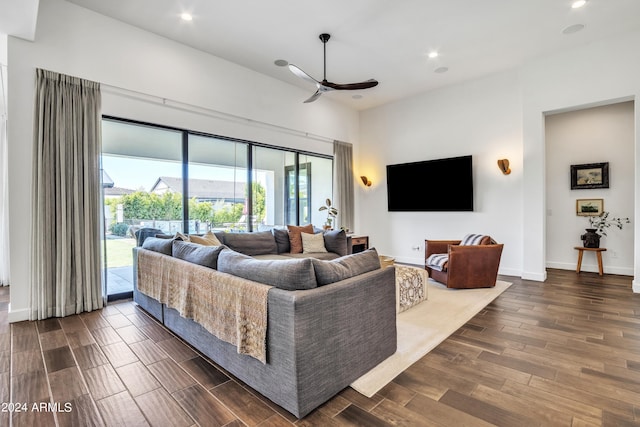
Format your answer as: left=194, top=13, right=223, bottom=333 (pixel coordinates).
left=582, top=211, right=630, bottom=248
left=318, top=198, right=338, bottom=230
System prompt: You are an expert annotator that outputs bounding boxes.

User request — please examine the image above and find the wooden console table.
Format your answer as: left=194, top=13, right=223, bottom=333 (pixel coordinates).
left=574, top=246, right=606, bottom=276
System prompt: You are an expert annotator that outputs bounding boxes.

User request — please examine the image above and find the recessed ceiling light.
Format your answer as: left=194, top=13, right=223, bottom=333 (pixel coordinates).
left=428, top=51, right=439, bottom=59
left=352, top=94, right=363, bottom=100
left=181, top=13, right=193, bottom=21
left=274, top=59, right=288, bottom=67
left=562, top=23, right=585, bottom=34
left=434, top=66, right=449, bottom=74
left=572, top=0, right=587, bottom=8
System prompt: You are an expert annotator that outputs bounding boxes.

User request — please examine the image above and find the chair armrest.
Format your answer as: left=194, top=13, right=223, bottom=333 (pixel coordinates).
left=446, top=244, right=504, bottom=288
left=425, top=240, right=461, bottom=258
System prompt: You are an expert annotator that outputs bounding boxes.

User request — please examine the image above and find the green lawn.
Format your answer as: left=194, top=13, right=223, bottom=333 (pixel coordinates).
left=105, top=238, right=136, bottom=268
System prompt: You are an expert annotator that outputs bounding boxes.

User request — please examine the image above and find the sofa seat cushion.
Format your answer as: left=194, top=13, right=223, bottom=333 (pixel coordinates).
left=218, top=249, right=318, bottom=290
left=311, top=248, right=381, bottom=286
left=280, top=252, right=340, bottom=260
left=251, top=254, right=294, bottom=261
left=221, top=231, right=278, bottom=256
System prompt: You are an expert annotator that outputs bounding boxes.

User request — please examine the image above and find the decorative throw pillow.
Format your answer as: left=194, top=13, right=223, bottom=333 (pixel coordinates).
left=172, top=241, right=224, bottom=269
left=301, top=232, right=328, bottom=253
left=287, top=224, right=314, bottom=254
left=189, top=231, right=222, bottom=246
left=311, top=248, right=381, bottom=286
left=426, top=253, right=449, bottom=271
left=300, top=233, right=327, bottom=254
left=460, top=234, right=491, bottom=245
left=174, top=231, right=190, bottom=241
left=217, top=249, right=317, bottom=290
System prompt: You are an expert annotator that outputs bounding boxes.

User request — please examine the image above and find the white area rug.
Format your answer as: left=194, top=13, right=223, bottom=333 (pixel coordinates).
left=350, top=279, right=512, bottom=397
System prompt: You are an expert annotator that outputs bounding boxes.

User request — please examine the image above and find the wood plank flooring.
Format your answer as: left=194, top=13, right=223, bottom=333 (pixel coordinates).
left=2, top=269, right=640, bottom=426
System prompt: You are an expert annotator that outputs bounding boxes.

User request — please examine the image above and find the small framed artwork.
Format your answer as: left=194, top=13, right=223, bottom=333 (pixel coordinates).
left=576, top=199, right=604, bottom=216
left=570, top=162, right=609, bottom=189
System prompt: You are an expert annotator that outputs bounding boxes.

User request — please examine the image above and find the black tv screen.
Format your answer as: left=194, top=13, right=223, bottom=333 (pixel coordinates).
left=386, top=155, right=473, bottom=211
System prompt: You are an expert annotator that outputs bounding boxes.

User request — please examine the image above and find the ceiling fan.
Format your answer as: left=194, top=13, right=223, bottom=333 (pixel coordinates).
left=288, top=33, right=378, bottom=103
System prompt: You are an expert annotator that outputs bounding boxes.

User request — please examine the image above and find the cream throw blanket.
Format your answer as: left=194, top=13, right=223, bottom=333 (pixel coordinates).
left=137, top=250, right=272, bottom=363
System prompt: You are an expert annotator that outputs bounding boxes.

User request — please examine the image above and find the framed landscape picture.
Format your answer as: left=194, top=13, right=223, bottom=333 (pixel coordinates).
left=570, top=162, right=609, bottom=189
left=576, top=199, right=603, bottom=216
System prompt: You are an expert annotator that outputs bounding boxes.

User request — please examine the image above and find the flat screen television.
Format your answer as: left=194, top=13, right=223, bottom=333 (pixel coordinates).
left=386, top=155, right=473, bottom=211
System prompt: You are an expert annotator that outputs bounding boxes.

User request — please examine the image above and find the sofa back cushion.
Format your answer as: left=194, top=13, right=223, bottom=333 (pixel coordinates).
left=221, top=231, right=278, bottom=256
left=141, top=237, right=174, bottom=256
left=272, top=228, right=291, bottom=254
left=323, top=229, right=348, bottom=256
left=172, top=240, right=225, bottom=269
left=311, top=248, right=381, bottom=286
left=217, top=249, right=317, bottom=290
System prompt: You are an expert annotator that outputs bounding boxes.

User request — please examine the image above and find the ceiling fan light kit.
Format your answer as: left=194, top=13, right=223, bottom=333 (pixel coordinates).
left=288, top=33, right=378, bottom=103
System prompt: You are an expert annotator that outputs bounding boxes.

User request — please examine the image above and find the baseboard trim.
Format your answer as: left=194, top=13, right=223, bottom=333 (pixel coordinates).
left=633, top=279, right=640, bottom=294
left=546, top=262, right=633, bottom=276
left=8, top=306, right=30, bottom=323
left=522, top=271, right=547, bottom=282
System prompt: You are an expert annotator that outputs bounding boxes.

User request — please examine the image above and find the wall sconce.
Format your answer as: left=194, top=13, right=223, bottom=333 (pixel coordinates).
left=360, top=176, right=372, bottom=187
left=497, top=159, right=511, bottom=175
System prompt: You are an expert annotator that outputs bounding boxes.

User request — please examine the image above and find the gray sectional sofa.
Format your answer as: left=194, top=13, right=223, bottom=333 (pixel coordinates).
left=133, top=228, right=397, bottom=418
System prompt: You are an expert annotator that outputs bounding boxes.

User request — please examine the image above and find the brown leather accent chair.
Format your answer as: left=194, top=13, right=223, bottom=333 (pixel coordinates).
left=424, top=236, right=503, bottom=289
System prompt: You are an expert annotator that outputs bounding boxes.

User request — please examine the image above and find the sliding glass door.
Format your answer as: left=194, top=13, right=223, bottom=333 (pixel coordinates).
left=101, top=119, right=183, bottom=300
left=100, top=116, right=334, bottom=300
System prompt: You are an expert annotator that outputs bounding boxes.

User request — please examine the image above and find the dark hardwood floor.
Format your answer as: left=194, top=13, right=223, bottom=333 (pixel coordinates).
left=2, top=269, right=640, bottom=426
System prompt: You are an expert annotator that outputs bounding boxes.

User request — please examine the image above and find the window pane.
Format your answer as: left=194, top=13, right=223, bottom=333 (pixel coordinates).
left=188, top=134, right=248, bottom=232
left=252, top=147, right=295, bottom=228
left=299, top=154, right=334, bottom=228
left=101, top=120, right=182, bottom=298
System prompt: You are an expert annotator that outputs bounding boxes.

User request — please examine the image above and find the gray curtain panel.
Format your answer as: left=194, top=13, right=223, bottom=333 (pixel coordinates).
left=333, top=140, right=354, bottom=232
left=0, top=63, right=8, bottom=286
left=31, top=69, right=103, bottom=319
left=0, top=115, right=8, bottom=286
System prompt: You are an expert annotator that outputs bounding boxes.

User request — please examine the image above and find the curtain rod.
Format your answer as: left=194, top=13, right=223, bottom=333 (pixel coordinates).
left=101, top=83, right=335, bottom=145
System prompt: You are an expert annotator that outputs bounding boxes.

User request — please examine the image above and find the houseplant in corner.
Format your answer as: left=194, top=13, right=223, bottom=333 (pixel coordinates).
left=581, top=211, right=630, bottom=248
left=318, top=198, right=338, bottom=230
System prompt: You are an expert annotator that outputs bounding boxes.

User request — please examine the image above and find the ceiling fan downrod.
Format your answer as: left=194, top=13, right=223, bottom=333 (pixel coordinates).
left=319, top=33, right=330, bottom=81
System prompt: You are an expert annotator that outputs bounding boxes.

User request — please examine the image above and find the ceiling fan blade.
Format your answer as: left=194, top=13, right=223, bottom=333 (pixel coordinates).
left=303, top=90, right=323, bottom=103
left=322, top=79, right=379, bottom=91
left=288, top=64, right=320, bottom=86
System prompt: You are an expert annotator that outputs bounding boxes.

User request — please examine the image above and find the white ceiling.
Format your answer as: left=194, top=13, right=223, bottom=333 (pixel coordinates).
left=3, top=0, right=640, bottom=110
left=0, top=0, right=39, bottom=41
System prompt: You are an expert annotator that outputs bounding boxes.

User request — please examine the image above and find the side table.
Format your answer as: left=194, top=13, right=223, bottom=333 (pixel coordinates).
left=574, top=246, right=606, bottom=276
left=350, top=235, right=369, bottom=254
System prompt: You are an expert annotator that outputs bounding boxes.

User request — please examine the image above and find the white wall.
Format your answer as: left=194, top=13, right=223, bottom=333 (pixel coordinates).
left=360, top=31, right=640, bottom=289
left=545, top=102, right=634, bottom=275
left=521, top=32, right=640, bottom=288
left=359, top=70, right=523, bottom=273
left=7, top=0, right=359, bottom=321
